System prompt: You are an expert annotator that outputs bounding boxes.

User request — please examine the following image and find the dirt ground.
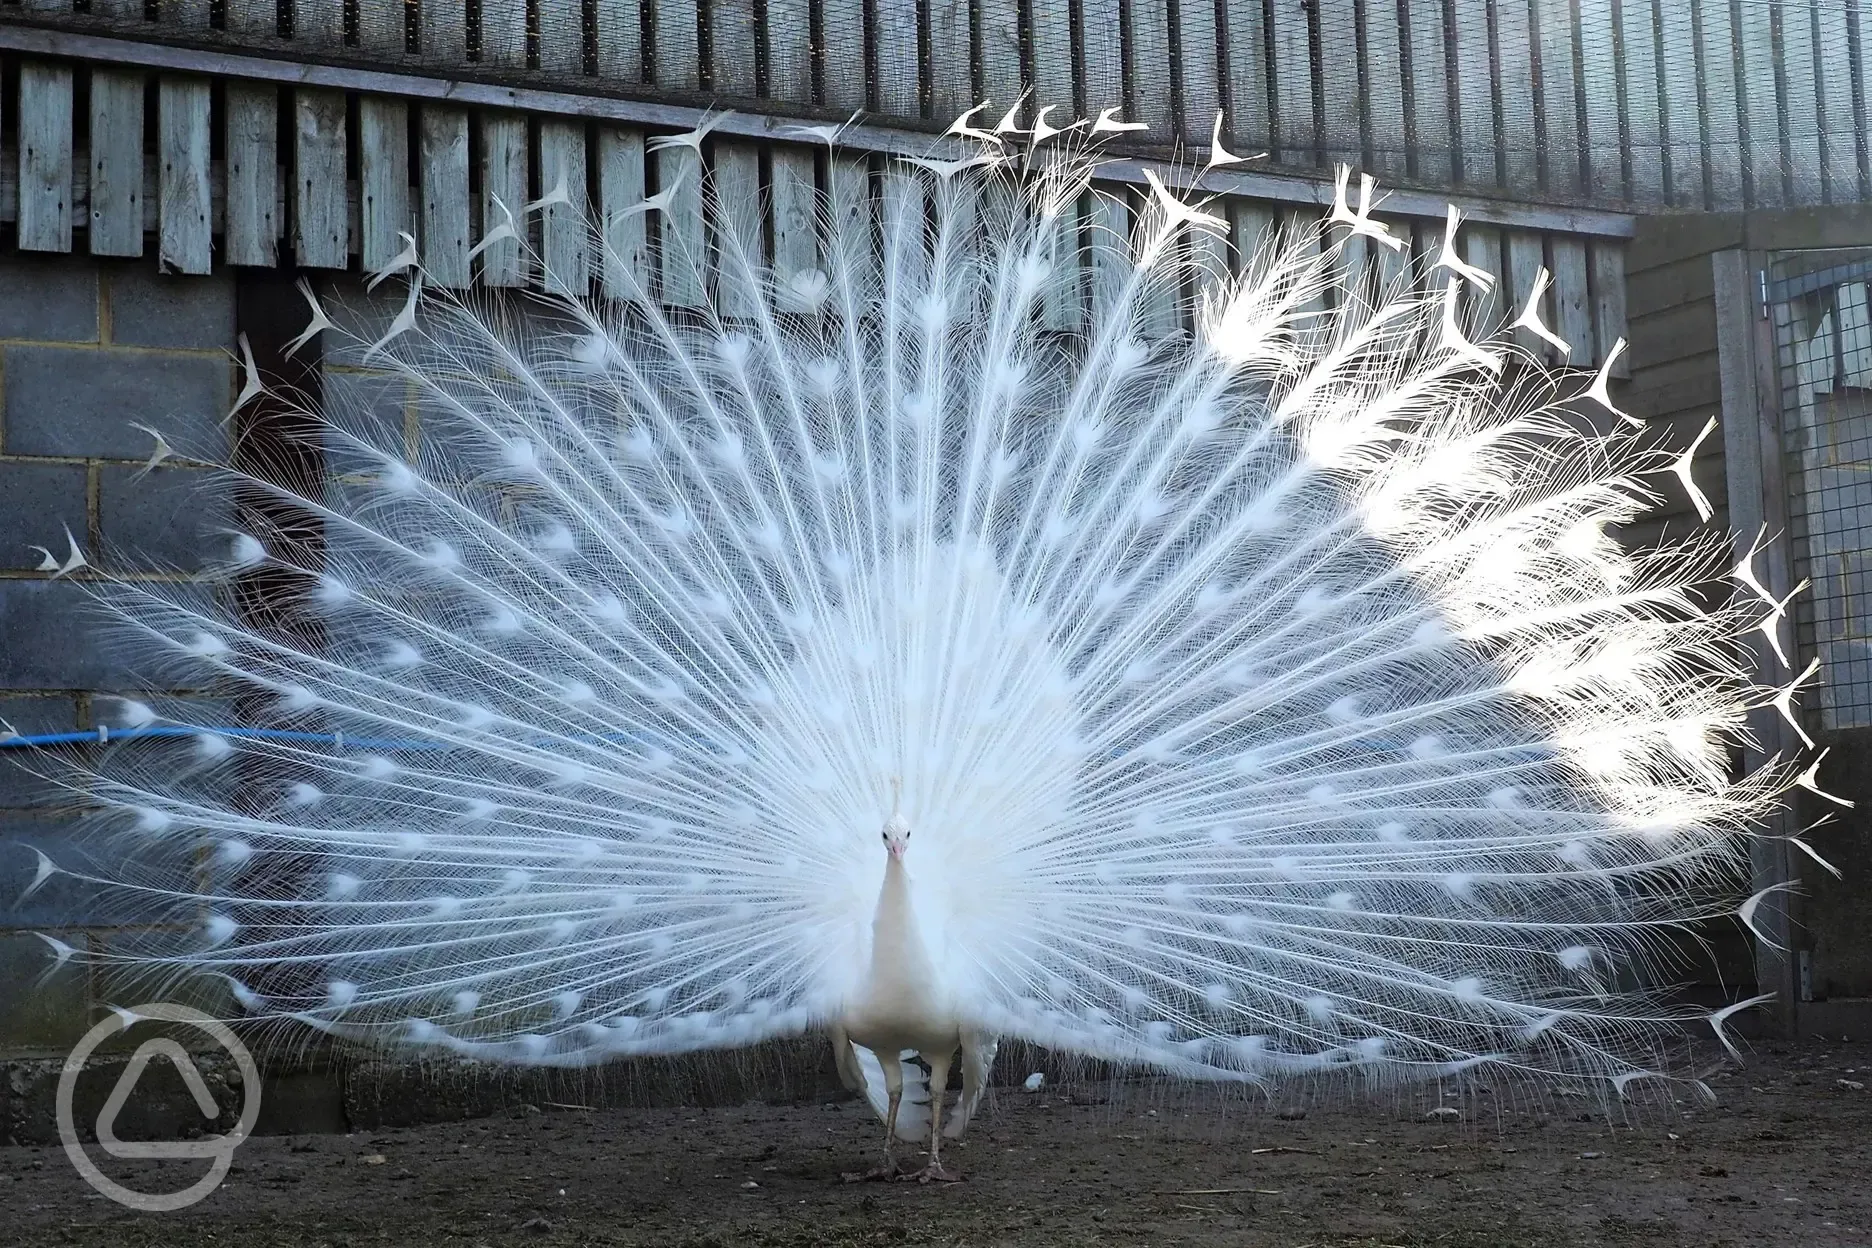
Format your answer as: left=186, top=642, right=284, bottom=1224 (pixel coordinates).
left=3, top=1038, right=1868, bottom=1248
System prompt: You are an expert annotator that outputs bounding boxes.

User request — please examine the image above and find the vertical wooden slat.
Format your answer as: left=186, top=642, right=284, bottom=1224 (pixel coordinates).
left=356, top=0, right=409, bottom=57
left=418, top=0, right=468, bottom=59
left=1371, top=213, right=1414, bottom=298
left=1404, top=0, right=1452, bottom=185
left=595, top=0, right=646, bottom=81
left=417, top=107, right=470, bottom=288
left=158, top=76, right=214, bottom=275
left=88, top=68, right=145, bottom=258
left=1576, top=0, right=1623, bottom=200
left=770, top=148, right=819, bottom=284
left=1461, top=223, right=1503, bottom=338
left=1549, top=235, right=1593, bottom=368
left=1590, top=239, right=1628, bottom=376
left=538, top=0, right=586, bottom=75
left=1452, top=0, right=1498, bottom=188
left=1616, top=0, right=1663, bottom=205
left=655, top=0, right=703, bottom=90
left=656, top=146, right=707, bottom=307
left=929, top=0, right=974, bottom=120
left=539, top=120, right=590, bottom=296
left=766, top=0, right=813, bottom=104
left=481, top=0, right=531, bottom=69
left=18, top=63, right=75, bottom=254
left=1853, top=1, right=1872, bottom=204
left=1223, top=0, right=1272, bottom=154
left=360, top=97, right=413, bottom=275
left=1089, top=189, right=1132, bottom=323
left=1736, top=0, right=1782, bottom=206
left=822, top=0, right=867, bottom=111
left=1493, top=0, right=1537, bottom=193
left=1033, top=0, right=1076, bottom=119
left=165, top=0, right=214, bottom=27
left=1042, top=195, right=1084, bottom=332
left=1359, top=0, right=1406, bottom=179
left=712, top=0, right=759, bottom=96
left=880, top=166, right=926, bottom=292
left=1504, top=231, right=1547, bottom=358
left=1533, top=0, right=1582, bottom=198
left=710, top=144, right=763, bottom=317
left=1138, top=193, right=1181, bottom=340
left=1281, top=206, right=1326, bottom=322
left=1315, top=0, right=1359, bottom=170
left=1815, top=0, right=1858, bottom=204
left=479, top=113, right=529, bottom=287
left=1697, top=0, right=1743, bottom=210
left=597, top=126, right=651, bottom=300
left=225, top=0, right=279, bottom=36
left=1656, top=0, right=1705, bottom=209
left=827, top=155, right=875, bottom=298
left=1333, top=231, right=1370, bottom=317
left=293, top=89, right=349, bottom=269
left=874, top=0, right=920, bottom=117
left=225, top=83, right=279, bottom=267
left=1271, top=0, right=1315, bottom=168
left=293, top=0, right=345, bottom=43
left=1175, top=0, right=1221, bottom=146
left=981, top=0, right=1025, bottom=109
left=1081, top=0, right=1124, bottom=118
left=1229, top=199, right=1277, bottom=277
left=1775, top=0, right=1822, bottom=205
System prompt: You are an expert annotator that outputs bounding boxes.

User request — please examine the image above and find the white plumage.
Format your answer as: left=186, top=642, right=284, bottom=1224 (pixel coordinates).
left=18, top=116, right=1805, bottom=1177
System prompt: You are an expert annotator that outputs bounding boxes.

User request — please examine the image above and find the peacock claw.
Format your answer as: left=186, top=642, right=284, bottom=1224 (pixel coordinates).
left=902, top=1162, right=962, bottom=1184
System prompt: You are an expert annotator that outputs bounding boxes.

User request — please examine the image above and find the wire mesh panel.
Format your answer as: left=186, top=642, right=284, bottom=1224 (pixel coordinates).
left=3, top=0, right=1869, bottom=213
left=1773, top=250, right=1872, bottom=732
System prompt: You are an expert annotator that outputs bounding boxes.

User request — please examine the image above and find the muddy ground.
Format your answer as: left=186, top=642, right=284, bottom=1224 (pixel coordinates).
left=2, top=1038, right=1867, bottom=1248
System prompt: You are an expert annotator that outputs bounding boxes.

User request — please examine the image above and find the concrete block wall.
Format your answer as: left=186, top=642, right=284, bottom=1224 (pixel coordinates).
left=0, top=248, right=237, bottom=1058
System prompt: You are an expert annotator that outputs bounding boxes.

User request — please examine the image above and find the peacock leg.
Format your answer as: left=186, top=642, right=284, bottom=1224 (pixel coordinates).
left=904, top=1049, right=960, bottom=1183
left=842, top=1049, right=905, bottom=1182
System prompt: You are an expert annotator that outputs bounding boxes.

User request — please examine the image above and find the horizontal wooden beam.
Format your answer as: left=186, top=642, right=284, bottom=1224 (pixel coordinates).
left=0, top=21, right=1638, bottom=239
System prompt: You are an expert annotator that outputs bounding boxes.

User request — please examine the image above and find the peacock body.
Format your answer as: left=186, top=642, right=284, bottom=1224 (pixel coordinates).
left=14, top=113, right=1814, bottom=1169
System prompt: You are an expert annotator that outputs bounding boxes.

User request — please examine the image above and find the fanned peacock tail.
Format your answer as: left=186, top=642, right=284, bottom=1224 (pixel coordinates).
left=14, top=115, right=1822, bottom=1092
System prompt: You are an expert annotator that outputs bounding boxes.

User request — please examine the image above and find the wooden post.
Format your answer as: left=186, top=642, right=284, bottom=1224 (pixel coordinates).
left=1712, top=247, right=1802, bottom=1033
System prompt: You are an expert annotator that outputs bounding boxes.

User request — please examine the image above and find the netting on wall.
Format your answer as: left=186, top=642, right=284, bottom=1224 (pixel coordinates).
left=4, top=0, right=1869, bottom=212
left=1774, top=250, right=1872, bottom=733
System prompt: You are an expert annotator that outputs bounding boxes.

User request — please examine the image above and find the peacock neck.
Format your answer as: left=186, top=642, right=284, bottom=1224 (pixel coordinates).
left=869, top=855, right=928, bottom=978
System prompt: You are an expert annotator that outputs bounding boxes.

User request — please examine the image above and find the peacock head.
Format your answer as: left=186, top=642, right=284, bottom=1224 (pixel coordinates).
left=882, top=776, right=910, bottom=861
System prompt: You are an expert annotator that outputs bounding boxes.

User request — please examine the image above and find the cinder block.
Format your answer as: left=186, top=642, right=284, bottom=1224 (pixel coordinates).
left=0, top=695, right=79, bottom=807
left=322, top=369, right=411, bottom=470
left=98, top=465, right=228, bottom=573
left=105, top=264, right=237, bottom=351
left=1, top=813, right=118, bottom=929
left=0, top=462, right=89, bottom=571
left=317, top=275, right=418, bottom=354
left=2, top=345, right=230, bottom=460
left=0, top=250, right=99, bottom=343
left=0, top=931, right=92, bottom=1054
left=0, top=579, right=212, bottom=690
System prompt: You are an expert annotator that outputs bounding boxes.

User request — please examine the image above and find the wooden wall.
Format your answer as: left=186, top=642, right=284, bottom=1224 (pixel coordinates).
left=2, top=0, right=1865, bottom=213
left=0, top=50, right=1633, bottom=369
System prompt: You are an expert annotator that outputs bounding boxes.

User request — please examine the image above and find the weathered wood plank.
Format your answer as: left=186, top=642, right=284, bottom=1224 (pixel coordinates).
left=1315, top=0, right=1359, bottom=170
left=1533, top=0, right=1582, bottom=198
left=224, top=82, right=279, bottom=267
left=481, top=0, right=530, bottom=68
left=874, top=0, right=920, bottom=117
left=827, top=155, right=875, bottom=300
left=1735, top=0, right=1782, bottom=206
left=224, top=0, right=279, bottom=36
left=1591, top=239, right=1629, bottom=375
left=1696, top=0, right=1743, bottom=210
left=980, top=0, right=1025, bottom=110
left=158, top=76, right=213, bottom=275
left=655, top=0, right=702, bottom=90
left=594, top=0, right=645, bottom=81
left=538, top=119, right=590, bottom=296
left=822, top=0, right=867, bottom=111
left=1081, top=0, right=1125, bottom=118
left=18, top=62, right=74, bottom=254
left=418, top=0, right=468, bottom=60
left=538, top=0, right=587, bottom=75
left=1174, top=0, right=1220, bottom=146
left=1775, top=0, right=1821, bottom=205
left=1616, top=0, right=1663, bottom=205
left=1371, top=213, right=1413, bottom=298
left=597, top=126, right=651, bottom=299
left=1271, top=0, right=1316, bottom=168
left=1576, top=0, right=1624, bottom=199
left=1033, top=0, right=1076, bottom=119
left=1452, top=0, right=1498, bottom=187
left=479, top=112, right=529, bottom=286
left=1656, top=0, right=1705, bottom=208
left=294, top=89, right=349, bottom=268
left=1493, top=0, right=1537, bottom=193
left=1229, top=199, right=1277, bottom=277
left=356, top=0, right=410, bottom=58
left=164, top=0, right=214, bottom=28
left=1404, top=0, right=1451, bottom=185
left=418, top=105, right=471, bottom=287
left=292, top=0, right=346, bottom=44
left=1461, top=223, right=1503, bottom=338
left=1549, top=234, right=1593, bottom=368
left=880, top=165, right=926, bottom=292
left=656, top=146, right=706, bottom=307
left=360, top=96, right=413, bottom=274
left=1359, top=0, right=1406, bottom=179
left=1854, top=1, right=1872, bottom=207
left=770, top=146, right=818, bottom=283
left=1505, top=230, right=1547, bottom=358
left=766, top=0, right=813, bottom=104
left=87, top=67, right=145, bottom=258
left=1814, top=0, right=1859, bottom=203
left=1223, top=0, right=1272, bottom=154
left=1089, top=189, right=1133, bottom=324
left=711, top=0, right=759, bottom=96
left=1042, top=194, right=1084, bottom=332
left=929, top=0, right=974, bottom=120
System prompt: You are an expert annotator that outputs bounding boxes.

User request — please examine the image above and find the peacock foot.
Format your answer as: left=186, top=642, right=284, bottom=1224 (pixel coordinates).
left=840, top=1159, right=905, bottom=1183
left=900, top=1162, right=962, bottom=1184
